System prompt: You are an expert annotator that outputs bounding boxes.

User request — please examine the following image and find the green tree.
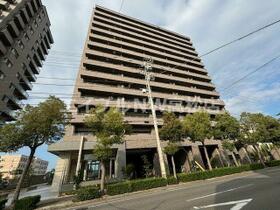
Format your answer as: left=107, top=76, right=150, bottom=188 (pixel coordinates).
left=84, top=105, right=130, bottom=193
left=183, top=112, right=213, bottom=170
left=213, top=113, right=240, bottom=166
left=160, top=112, right=183, bottom=178
left=239, top=112, right=268, bottom=166
left=0, top=96, right=69, bottom=205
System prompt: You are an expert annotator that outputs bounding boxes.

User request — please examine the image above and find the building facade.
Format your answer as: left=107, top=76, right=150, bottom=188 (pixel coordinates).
left=0, top=154, right=48, bottom=179
left=0, top=0, right=53, bottom=121
left=49, top=5, right=233, bottom=192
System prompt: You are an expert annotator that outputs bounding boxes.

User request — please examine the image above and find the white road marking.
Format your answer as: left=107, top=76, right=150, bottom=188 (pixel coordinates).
left=193, top=198, right=252, bottom=210
left=186, top=184, right=253, bottom=202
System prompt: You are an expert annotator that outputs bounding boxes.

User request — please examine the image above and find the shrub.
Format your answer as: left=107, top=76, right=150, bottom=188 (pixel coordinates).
left=107, top=181, right=131, bottom=196
left=266, top=160, right=280, bottom=167
left=0, top=199, right=7, bottom=210
left=130, top=177, right=167, bottom=192
left=177, top=163, right=266, bottom=183
left=75, top=186, right=101, bottom=201
left=107, top=177, right=167, bottom=195
left=14, top=195, right=41, bottom=210
left=167, top=176, right=178, bottom=185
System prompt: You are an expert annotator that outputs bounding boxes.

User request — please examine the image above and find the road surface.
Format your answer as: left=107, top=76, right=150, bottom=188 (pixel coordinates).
left=65, top=166, right=280, bottom=210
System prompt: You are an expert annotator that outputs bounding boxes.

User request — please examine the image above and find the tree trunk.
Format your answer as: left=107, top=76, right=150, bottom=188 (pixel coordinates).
left=171, top=155, right=177, bottom=179
left=203, top=143, right=212, bottom=171
left=11, top=148, right=36, bottom=205
left=231, top=152, right=239, bottom=166
left=100, top=161, right=106, bottom=193
left=254, top=145, right=266, bottom=167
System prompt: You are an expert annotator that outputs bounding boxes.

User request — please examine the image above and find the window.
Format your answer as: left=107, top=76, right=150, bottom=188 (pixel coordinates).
left=34, top=20, right=38, bottom=28
left=4, top=58, right=12, bottom=68
left=11, top=48, right=19, bottom=58
left=29, top=26, right=34, bottom=34
left=24, top=33, right=29, bottom=41
left=9, top=83, right=15, bottom=91
left=2, top=95, right=9, bottom=103
left=86, top=160, right=100, bottom=180
left=18, top=40, right=24, bottom=49
left=0, top=71, right=5, bottom=80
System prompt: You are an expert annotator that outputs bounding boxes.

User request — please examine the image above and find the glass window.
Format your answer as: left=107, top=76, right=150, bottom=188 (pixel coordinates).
left=86, top=160, right=100, bottom=180
left=0, top=71, right=5, bottom=80
left=18, top=40, right=24, bottom=49
left=4, top=58, right=12, bottom=68
left=11, top=48, right=19, bottom=58
left=24, top=33, right=30, bottom=41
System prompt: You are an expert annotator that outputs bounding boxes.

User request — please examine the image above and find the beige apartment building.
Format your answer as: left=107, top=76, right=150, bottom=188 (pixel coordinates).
left=0, top=0, right=53, bottom=122
left=48, top=5, right=253, bottom=192
left=0, top=154, right=48, bottom=179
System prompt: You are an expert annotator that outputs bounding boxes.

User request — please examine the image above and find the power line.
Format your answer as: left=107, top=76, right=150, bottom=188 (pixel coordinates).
left=221, top=54, right=280, bottom=94
left=158, top=17, right=280, bottom=75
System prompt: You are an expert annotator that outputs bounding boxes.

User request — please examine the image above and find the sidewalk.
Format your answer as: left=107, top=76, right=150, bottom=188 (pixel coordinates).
left=6, top=184, right=59, bottom=206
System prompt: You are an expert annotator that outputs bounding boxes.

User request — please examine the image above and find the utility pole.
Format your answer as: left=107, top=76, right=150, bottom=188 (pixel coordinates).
left=141, top=58, right=167, bottom=178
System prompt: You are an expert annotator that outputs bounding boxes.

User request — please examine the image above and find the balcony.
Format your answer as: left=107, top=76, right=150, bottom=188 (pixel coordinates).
left=10, top=83, right=28, bottom=99
left=15, top=13, right=25, bottom=29
left=20, top=75, right=33, bottom=90
left=0, top=40, right=7, bottom=55
left=4, top=95, right=24, bottom=110
left=81, top=69, right=219, bottom=98
left=23, top=64, right=37, bottom=82
left=0, top=1, right=9, bottom=10
left=76, top=82, right=225, bottom=106
left=0, top=108, right=16, bottom=121
left=8, top=21, right=20, bottom=38
left=0, top=28, right=13, bottom=46
left=84, top=49, right=210, bottom=81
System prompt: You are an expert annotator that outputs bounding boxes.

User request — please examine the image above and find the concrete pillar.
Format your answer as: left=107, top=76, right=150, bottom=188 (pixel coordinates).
left=191, top=145, right=205, bottom=169
left=109, top=159, right=113, bottom=178
left=270, top=148, right=280, bottom=160
left=51, top=153, right=71, bottom=193
left=183, top=148, right=193, bottom=172
left=115, top=143, right=126, bottom=179
left=239, top=147, right=251, bottom=164
left=75, top=136, right=84, bottom=176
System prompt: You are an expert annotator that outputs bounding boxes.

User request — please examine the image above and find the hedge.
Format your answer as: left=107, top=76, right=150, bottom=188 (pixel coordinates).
left=107, top=181, right=131, bottom=196
left=0, top=199, right=7, bottom=210
left=75, top=186, right=101, bottom=201
left=167, top=176, right=178, bottom=185
left=107, top=177, right=167, bottom=196
left=177, top=163, right=265, bottom=183
left=74, top=160, right=280, bottom=199
left=266, top=160, right=280, bottom=167
left=14, top=195, right=41, bottom=210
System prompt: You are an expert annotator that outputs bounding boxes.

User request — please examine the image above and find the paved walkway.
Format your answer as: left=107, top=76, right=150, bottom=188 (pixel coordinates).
left=6, top=184, right=58, bottom=206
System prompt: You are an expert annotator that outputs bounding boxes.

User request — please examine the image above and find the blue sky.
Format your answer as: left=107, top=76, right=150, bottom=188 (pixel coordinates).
left=6, top=0, right=280, bottom=170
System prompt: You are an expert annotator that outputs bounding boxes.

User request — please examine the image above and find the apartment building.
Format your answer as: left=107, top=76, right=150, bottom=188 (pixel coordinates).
left=0, top=0, right=53, bottom=121
left=0, top=154, right=48, bottom=179
left=49, top=5, right=229, bottom=192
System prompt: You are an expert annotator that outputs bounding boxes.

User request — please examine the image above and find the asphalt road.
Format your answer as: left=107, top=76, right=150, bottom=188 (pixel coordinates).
left=66, top=167, right=280, bottom=210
